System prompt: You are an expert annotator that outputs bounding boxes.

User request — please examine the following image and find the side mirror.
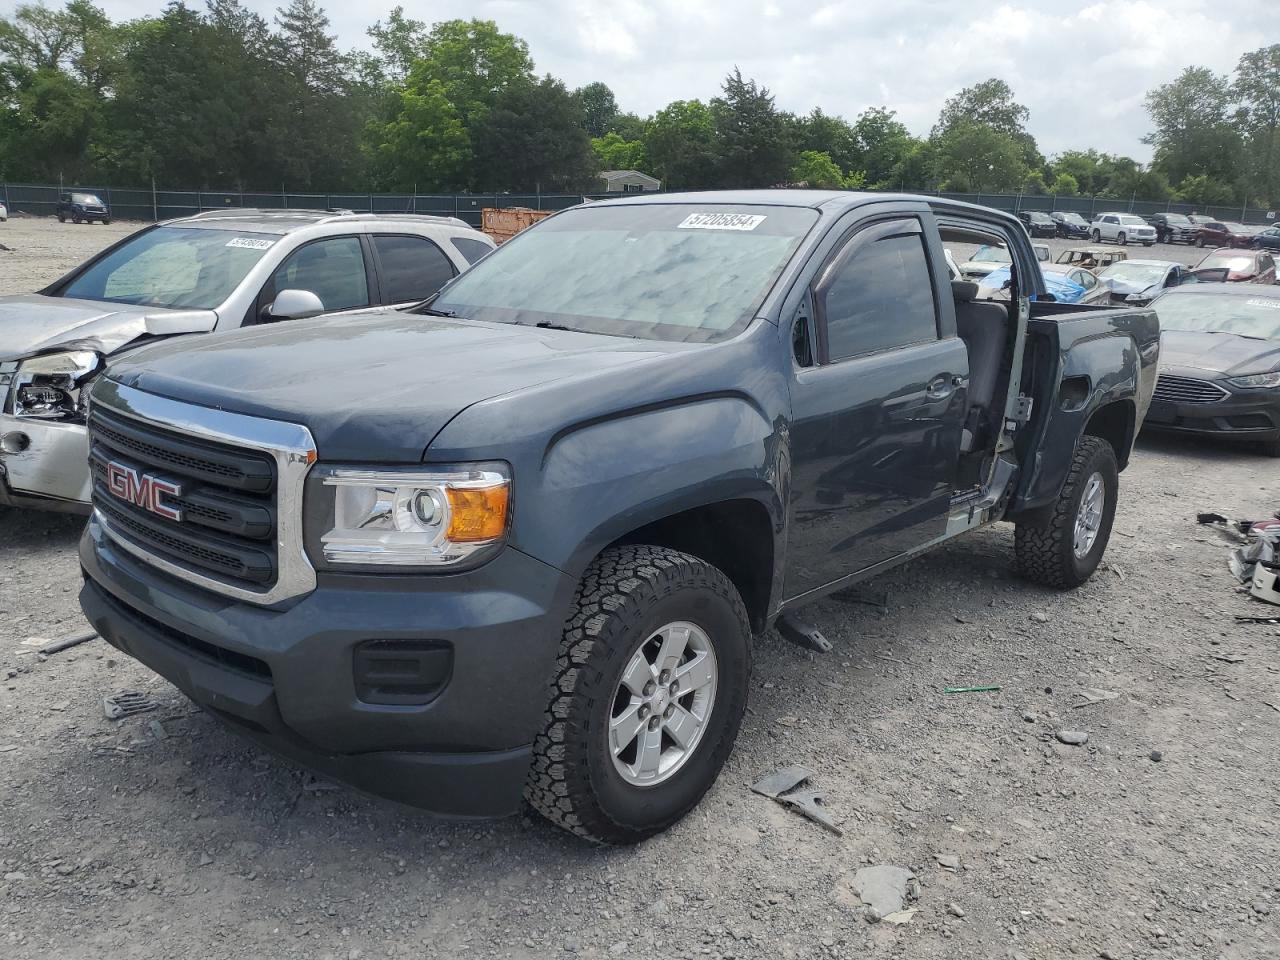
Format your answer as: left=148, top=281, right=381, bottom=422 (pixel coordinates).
left=266, top=288, right=325, bottom=321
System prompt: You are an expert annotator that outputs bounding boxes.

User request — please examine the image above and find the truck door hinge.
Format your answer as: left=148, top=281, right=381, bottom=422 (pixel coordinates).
left=1007, top=395, right=1034, bottom=429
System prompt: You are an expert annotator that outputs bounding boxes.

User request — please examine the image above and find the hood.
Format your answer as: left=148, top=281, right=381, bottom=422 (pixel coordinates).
left=1102, top=276, right=1159, bottom=296
left=961, top=261, right=1002, bottom=277
left=1160, top=329, right=1280, bottom=377
left=105, top=308, right=684, bottom=461
left=0, top=294, right=216, bottom=361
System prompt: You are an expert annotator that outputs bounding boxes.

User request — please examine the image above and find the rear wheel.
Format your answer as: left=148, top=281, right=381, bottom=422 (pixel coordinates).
left=1015, top=436, right=1118, bottom=589
left=526, top=545, right=751, bottom=844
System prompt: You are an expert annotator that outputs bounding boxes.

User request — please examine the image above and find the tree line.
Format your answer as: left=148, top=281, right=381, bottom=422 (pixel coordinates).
left=2, top=1, right=1277, bottom=209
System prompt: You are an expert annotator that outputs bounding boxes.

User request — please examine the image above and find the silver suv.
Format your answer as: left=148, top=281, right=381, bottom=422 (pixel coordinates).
left=0, top=209, right=496, bottom=513
left=1090, top=212, right=1157, bottom=247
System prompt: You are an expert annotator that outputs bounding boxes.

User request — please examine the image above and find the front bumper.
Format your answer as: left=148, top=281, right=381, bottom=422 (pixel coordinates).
left=1144, top=384, right=1280, bottom=443
left=79, top=515, right=577, bottom=816
left=0, top=414, right=91, bottom=513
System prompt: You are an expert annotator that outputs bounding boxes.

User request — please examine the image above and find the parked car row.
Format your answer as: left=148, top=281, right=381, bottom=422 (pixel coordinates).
left=1017, top=208, right=1278, bottom=250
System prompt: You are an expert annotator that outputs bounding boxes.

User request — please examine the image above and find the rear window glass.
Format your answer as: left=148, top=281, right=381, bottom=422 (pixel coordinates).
left=450, top=236, right=493, bottom=265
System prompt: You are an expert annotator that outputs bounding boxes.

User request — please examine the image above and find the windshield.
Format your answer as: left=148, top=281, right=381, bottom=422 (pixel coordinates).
left=1119, top=215, right=1146, bottom=225
left=1098, top=262, right=1168, bottom=285
left=72, top=193, right=104, bottom=205
left=1061, top=213, right=1088, bottom=225
left=1028, top=213, right=1051, bottom=222
left=1165, top=215, right=1191, bottom=224
left=970, top=245, right=1011, bottom=263
left=428, top=204, right=818, bottom=341
left=1156, top=292, right=1280, bottom=339
left=59, top=226, right=278, bottom=309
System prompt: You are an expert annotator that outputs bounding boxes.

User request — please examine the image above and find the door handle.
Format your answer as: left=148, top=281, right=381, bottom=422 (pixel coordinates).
left=926, top=375, right=956, bottom=399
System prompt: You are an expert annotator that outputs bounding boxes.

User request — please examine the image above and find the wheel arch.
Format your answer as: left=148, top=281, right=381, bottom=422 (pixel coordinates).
left=1083, top=398, right=1137, bottom=470
left=605, top=497, right=778, bottom=634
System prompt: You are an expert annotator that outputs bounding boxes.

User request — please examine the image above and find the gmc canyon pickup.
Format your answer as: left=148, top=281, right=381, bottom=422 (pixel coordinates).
left=78, top=191, right=1159, bottom=843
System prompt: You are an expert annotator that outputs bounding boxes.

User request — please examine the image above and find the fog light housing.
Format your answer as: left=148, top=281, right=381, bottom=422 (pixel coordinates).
left=353, top=639, right=452, bottom=705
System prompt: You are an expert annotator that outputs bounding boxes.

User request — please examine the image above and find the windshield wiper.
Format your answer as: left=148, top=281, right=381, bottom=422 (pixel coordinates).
left=416, top=306, right=460, bottom=318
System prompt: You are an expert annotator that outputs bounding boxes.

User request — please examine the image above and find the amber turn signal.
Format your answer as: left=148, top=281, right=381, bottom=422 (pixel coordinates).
left=445, top=483, right=511, bottom=542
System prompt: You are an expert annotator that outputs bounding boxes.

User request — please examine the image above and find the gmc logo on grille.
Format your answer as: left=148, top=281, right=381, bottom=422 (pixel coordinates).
left=105, top=461, right=183, bottom=522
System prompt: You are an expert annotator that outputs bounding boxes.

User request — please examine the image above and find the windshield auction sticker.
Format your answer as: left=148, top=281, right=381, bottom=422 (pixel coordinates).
left=226, top=237, right=276, bottom=250
left=677, top=213, right=767, bottom=231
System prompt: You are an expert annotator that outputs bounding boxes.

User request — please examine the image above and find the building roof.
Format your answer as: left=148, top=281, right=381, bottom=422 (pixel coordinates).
left=599, top=169, right=661, bottom=184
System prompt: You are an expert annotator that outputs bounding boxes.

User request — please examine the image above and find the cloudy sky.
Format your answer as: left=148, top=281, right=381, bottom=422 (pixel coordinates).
left=67, top=0, right=1270, bottom=160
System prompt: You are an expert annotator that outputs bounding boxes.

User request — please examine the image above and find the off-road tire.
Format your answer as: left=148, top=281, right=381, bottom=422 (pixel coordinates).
left=1015, top=436, right=1118, bottom=589
left=525, top=545, right=751, bottom=844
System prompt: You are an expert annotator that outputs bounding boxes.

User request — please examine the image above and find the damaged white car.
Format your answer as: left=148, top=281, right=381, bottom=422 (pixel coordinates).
left=0, top=209, right=494, bottom=513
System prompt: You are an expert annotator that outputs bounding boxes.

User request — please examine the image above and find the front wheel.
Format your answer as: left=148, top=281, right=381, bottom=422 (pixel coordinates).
left=1118, top=232, right=1128, bottom=245
left=526, top=545, right=751, bottom=844
left=1091, top=229, right=1102, bottom=243
left=101, top=218, right=111, bottom=225
left=1196, top=236, right=1205, bottom=247
left=1015, top=436, right=1118, bottom=589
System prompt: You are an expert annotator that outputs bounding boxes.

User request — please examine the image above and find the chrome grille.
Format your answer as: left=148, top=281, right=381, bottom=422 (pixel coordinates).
left=87, top=379, right=317, bottom=605
left=1152, top=375, right=1229, bottom=404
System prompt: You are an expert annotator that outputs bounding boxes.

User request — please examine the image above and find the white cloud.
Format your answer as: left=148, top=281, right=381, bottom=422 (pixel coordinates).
left=88, top=0, right=1270, bottom=160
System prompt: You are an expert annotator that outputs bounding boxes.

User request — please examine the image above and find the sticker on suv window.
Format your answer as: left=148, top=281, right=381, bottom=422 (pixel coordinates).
left=226, top=237, right=276, bottom=250
left=677, top=213, right=767, bottom=231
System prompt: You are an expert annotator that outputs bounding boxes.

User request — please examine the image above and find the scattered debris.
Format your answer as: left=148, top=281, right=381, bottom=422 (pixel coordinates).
left=851, top=865, right=919, bottom=923
left=1029, top=611, right=1050, bottom=623
left=103, top=690, right=157, bottom=720
left=149, top=719, right=169, bottom=740
left=947, top=902, right=967, bottom=918
left=751, top=766, right=842, bottom=836
left=1212, top=653, right=1245, bottom=664
left=1197, top=512, right=1231, bottom=525
left=1236, top=614, right=1280, bottom=625
left=38, top=629, right=98, bottom=656
left=1149, top=750, right=1163, bottom=762
left=945, top=685, right=1001, bottom=694
left=1073, top=688, right=1120, bottom=708
left=1056, top=730, right=1089, bottom=746
left=935, top=853, right=960, bottom=871
left=1216, top=514, right=1280, bottom=606
left=882, top=908, right=917, bottom=925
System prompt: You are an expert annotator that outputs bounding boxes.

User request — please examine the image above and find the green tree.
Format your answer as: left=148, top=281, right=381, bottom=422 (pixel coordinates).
left=470, top=75, right=597, bottom=191
left=790, top=150, right=846, bottom=188
left=1233, top=44, right=1280, bottom=205
left=606, top=111, right=645, bottom=140
left=591, top=131, right=645, bottom=171
left=933, top=78, right=1029, bottom=139
left=791, top=108, right=858, bottom=173
left=366, top=5, right=427, bottom=82
left=366, top=77, right=469, bottom=190
left=931, top=121, right=1027, bottom=193
left=710, top=67, right=792, bottom=187
left=411, top=19, right=533, bottom=128
left=1048, top=172, right=1079, bottom=196
left=643, top=99, right=716, bottom=189
left=1175, top=173, right=1235, bottom=206
left=1144, top=66, right=1240, bottom=192
left=577, top=80, right=617, bottom=138
left=852, top=106, right=918, bottom=187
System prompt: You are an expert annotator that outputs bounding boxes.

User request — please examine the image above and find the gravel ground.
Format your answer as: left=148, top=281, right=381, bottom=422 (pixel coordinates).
left=3, top=216, right=1280, bottom=960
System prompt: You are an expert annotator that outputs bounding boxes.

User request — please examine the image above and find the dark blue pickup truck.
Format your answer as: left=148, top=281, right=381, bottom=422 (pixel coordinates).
left=77, top=191, right=1159, bottom=843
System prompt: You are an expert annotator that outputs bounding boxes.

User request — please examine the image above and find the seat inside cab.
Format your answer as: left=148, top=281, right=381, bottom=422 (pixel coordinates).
left=938, top=223, right=1020, bottom=485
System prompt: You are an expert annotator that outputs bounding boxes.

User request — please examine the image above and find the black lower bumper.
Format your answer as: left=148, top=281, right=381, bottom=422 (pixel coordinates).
left=79, top=516, right=576, bottom=817
left=1144, top=395, right=1280, bottom=443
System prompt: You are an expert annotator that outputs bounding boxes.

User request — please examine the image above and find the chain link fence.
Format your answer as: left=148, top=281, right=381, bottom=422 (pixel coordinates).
left=1, top=182, right=1275, bottom=226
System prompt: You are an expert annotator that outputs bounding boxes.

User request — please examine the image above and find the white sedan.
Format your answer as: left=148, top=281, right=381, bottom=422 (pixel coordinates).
left=0, top=201, right=7, bottom=222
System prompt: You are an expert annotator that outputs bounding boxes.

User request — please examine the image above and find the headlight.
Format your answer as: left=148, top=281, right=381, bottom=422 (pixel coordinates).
left=1227, top=372, right=1280, bottom=389
left=8, top=350, right=103, bottom=422
left=309, top=463, right=511, bottom=569
left=1125, top=292, right=1149, bottom=302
